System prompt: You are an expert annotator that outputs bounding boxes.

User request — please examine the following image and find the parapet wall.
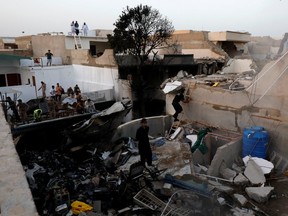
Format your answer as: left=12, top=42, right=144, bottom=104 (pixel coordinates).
left=0, top=107, right=38, bottom=216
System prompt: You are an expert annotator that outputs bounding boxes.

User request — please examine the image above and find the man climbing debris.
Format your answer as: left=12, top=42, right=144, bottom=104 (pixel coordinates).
left=172, top=88, right=189, bottom=121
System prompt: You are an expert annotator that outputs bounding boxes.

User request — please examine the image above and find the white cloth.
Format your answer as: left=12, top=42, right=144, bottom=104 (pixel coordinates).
left=82, top=24, right=89, bottom=36
left=84, top=100, right=96, bottom=113
left=62, top=97, right=77, bottom=105
left=50, top=88, right=56, bottom=97
left=71, top=22, right=75, bottom=34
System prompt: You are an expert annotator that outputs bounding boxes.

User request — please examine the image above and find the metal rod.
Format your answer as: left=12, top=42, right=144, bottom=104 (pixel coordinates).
left=195, top=173, right=233, bottom=183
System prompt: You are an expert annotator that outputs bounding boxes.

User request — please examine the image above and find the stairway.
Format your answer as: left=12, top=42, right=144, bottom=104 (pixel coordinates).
left=74, top=35, right=82, bottom=49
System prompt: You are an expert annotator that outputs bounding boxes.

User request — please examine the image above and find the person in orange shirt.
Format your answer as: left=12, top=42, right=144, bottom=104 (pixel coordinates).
left=55, top=83, right=62, bottom=102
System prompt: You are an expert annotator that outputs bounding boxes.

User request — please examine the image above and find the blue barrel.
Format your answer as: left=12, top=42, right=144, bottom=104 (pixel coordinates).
left=242, top=126, right=269, bottom=159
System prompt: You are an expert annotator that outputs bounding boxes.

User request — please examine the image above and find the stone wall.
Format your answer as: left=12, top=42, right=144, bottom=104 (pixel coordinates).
left=15, top=36, right=33, bottom=50
left=31, top=35, right=67, bottom=59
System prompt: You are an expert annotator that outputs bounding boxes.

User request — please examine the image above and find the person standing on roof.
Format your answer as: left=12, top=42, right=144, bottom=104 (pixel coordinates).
left=38, top=81, right=47, bottom=98
left=70, top=21, right=75, bottom=35
left=74, top=21, right=79, bottom=35
left=172, top=88, right=188, bottom=121
left=45, top=50, right=53, bottom=66
left=136, top=118, right=153, bottom=168
left=82, top=22, right=89, bottom=36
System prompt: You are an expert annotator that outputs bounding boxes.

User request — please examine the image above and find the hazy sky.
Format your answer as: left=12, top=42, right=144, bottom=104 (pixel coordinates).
left=2, top=0, right=287, bottom=38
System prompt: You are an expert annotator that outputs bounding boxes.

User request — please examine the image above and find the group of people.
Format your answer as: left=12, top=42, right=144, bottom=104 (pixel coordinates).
left=38, top=81, right=68, bottom=102
left=62, top=85, right=96, bottom=114
left=49, top=83, right=65, bottom=102
left=5, top=81, right=97, bottom=123
left=5, top=97, right=29, bottom=124
left=37, top=81, right=63, bottom=102
left=70, top=21, right=89, bottom=36
left=49, top=83, right=96, bottom=115
left=37, top=82, right=93, bottom=120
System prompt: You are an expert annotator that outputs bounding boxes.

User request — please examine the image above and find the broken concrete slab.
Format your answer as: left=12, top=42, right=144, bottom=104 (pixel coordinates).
left=243, top=156, right=274, bottom=174
left=162, top=80, right=183, bottom=93
left=230, top=206, right=255, bottom=216
left=233, top=194, right=248, bottom=206
left=153, top=141, right=194, bottom=176
left=207, top=137, right=242, bottom=177
left=220, top=167, right=237, bottom=181
left=245, top=187, right=274, bottom=203
left=234, top=173, right=249, bottom=186
left=232, top=163, right=244, bottom=173
left=244, top=159, right=266, bottom=185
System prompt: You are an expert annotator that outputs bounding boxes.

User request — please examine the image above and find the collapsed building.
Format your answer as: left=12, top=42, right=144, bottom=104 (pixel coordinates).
left=1, top=30, right=288, bottom=215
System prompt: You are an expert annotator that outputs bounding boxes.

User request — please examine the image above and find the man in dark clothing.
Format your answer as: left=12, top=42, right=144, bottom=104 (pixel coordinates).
left=45, top=50, right=53, bottom=66
left=172, top=88, right=186, bottom=121
left=136, top=118, right=152, bottom=167
left=6, top=97, right=20, bottom=121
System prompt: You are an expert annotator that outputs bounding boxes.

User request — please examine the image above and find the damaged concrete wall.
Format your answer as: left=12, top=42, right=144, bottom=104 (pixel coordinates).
left=166, top=51, right=288, bottom=159
left=207, top=138, right=242, bottom=176
left=222, top=59, right=256, bottom=74
left=169, top=30, right=228, bottom=60
left=208, top=31, right=251, bottom=42
left=15, top=36, right=33, bottom=50
left=0, top=108, right=38, bottom=215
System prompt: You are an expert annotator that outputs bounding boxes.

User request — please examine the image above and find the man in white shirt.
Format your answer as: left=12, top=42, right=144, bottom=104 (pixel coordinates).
left=49, top=85, right=56, bottom=100
left=82, top=22, right=89, bottom=36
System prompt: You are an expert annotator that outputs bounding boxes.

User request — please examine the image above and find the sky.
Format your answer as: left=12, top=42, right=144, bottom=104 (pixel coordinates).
left=1, top=0, right=288, bottom=38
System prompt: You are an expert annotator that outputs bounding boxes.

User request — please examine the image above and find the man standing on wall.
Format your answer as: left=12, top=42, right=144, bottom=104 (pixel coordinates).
left=45, top=50, right=53, bottom=66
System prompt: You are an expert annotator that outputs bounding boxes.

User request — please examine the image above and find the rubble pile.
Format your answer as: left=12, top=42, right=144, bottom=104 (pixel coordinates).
left=15, top=121, right=286, bottom=216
